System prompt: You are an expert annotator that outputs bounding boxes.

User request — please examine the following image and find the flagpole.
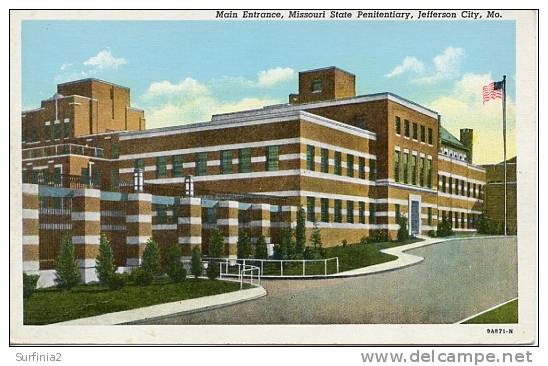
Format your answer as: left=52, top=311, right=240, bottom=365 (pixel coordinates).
left=502, top=75, right=507, bottom=236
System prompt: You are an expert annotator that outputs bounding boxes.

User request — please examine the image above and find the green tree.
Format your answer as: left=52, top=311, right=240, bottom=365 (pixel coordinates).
left=190, top=246, right=203, bottom=278
left=237, top=229, right=253, bottom=259
left=54, top=234, right=81, bottom=289
left=166, top=244, right=186, bottom=282
left=309, top=222, right=324, bottom=259
left=397, top=215, right=410, bottom=242
left=275, top=228, right=294, bottom=260
left=254, top=235, right=268, bottom=259
left=208, top=229, right=225, bottom=258
left=295, top=206, right=306, bottom=257
left=437, top=217, right=454, bottom=237
left=142, top=238, right=161, bottom=275
left=95, top=233, right=116, bottom=286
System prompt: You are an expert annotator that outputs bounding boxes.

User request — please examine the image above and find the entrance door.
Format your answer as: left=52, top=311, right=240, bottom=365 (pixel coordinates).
left=410, top=200, right=420, bottom=235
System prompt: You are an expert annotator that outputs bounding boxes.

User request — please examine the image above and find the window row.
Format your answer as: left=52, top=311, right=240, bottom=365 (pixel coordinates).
left=439, top=175, right=483, bottom=199
left=394, top=116, right=433, bottom=145
left=306, top=145, right=376, bottom=180
left=23, top=120, right=72, bottom=142
left=306, top=197, right=378, bottom=225
left=440, top=210, right=480, bottom=229
left=135, top=146, right=280, bottom=178
left=393, top=149, right=433, bottom=188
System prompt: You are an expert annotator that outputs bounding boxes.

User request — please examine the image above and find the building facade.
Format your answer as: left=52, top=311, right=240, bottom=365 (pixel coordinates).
left=22, top=67, right=486, bottom=251
left=483, top=157, right=517, bottom=235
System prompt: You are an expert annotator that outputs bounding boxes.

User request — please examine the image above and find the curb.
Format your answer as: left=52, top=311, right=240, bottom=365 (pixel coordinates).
left=455, top=297, right=518, bottom=324
left=49, top=286, right=267, bottom=326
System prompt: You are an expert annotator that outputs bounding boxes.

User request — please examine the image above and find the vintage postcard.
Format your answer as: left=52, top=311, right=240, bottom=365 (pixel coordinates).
left=9, top=9, right=538, bottom=345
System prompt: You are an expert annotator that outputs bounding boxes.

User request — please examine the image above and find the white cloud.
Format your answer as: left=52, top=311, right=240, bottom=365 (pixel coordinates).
left=257, top=67, right=295, bottom=86
left=414, top=47, right=465, bottom=84
left=385, top=57, right=424, bottom=78
left=83, top=50, right=127, bottom=70
left=144, top=78, right=209, bottom=99
left=429, top=73, right=515, bottom=164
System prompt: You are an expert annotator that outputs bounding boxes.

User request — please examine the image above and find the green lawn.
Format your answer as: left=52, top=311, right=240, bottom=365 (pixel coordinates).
left=24, top=278, right=249, bottom=325
left=463, top=299, right=518, bottom=324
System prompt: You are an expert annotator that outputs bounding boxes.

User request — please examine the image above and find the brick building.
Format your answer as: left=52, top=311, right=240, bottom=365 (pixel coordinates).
left=483, top=157, right=517, bottom=235
left=21, top=66, right=486, bottom=257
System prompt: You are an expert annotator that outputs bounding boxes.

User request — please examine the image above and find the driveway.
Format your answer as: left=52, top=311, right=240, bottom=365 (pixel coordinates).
left=138, top=236, right=517, bottom=324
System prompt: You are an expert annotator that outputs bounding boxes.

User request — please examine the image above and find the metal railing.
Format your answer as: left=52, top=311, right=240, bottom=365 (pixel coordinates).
left=207, top=257, right=340, bottom=278
left=22, top=143, right=105, bottom=160
left=217, top=261, right=261, bottom=288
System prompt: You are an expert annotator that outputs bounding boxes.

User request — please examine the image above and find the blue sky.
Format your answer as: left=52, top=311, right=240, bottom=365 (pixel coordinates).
left=21, top=20, right=516, bottom=163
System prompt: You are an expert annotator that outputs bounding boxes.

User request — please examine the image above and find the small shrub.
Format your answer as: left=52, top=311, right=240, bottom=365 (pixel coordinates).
left=96, top=234, right=116, bottom=286
left=107, top=272, right=127, bottom=290
left=54, top=235, right=81, bottom=290
left=397, top=216, right=410, bottom=242
left=370, top=230, right=389, bottom=243
left=255, top=235, right=268, bottom=259
left=23, top=273, right=39, bottom=299
left=359, top=236, right=368, bottom=246
left=166, top=244, right=187, bottom=283
left=190, top=246, right=203, bottom=278
left=437, top=218, right=454, bottom=237
left=237, top=229, right=253, bottom=259
left=341, top=239, right=348, bottom=247
left=132, top=267, right=153, bottom=285
left=142, top=238, right=162, bottom=276
left=206, top=261, right=220, bottom=280
left=208, top=230, right=225, bottom=258
left=295, top=206, right=306, bottom=257
left=427, top=230, right=437, bottom=237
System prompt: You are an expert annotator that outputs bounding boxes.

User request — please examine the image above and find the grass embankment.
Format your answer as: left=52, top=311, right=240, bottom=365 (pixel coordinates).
left=24, top=278, right=249, bottom=325
left=238, top=237, right=423, bottom=276
left=463, top=299, right=518, bottom=324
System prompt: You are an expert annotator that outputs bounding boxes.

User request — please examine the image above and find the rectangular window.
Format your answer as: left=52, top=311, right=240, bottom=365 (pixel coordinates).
left=321, top=148, right=329, bottom=173
left=455, top=178, right=459, bottom=195
left=467, top=182, right=471, bottom=197
left=346, top=201, right=354, bottom=224
left=80, top=167, right=90, bottom=185
left=31, top=126, right=38, bottom=142
left=411, top=155, right=417, bottom=185
left=412, top=122, right=418, bottom=140
left=403, top=152, right=409, bottom=184
left=195, top=152, right=207, bottom=176
left=63, top=121, right=71, bottom=138
left=52, top=167, right=62, bottom=184
left=369, top=159, right=376, bottom=181
left=359, top=157, right=366, bottom=179
left=334, top=151, right=342, bottom=175
left=334, top=199, right=342, bottom=223
left=394, top=150, right=400, bottom=182
left=238, top=148, right=251, bottom=173
left=54, top=123, right=62, bottom=139
left=404, top=120, right=410, bottom=137
left=156, top=205, right=167, bottom=224
left=111, top=143, right=120, bottom=159
left=448, top=211, right=453, bottom=228
left=395, top=204, right=401, bottom=221
left=346, top=154, right=354, bottom=177
left=449, top=177, right=453, bottom=195
left=311, top=78, right=322, bottom=92
left=134, top=158, right=145, bottom=170
left=220, top=150, right=232, bottom=174
left=428, top=128, right=433, bottom=145
left=266, top=146, right=279, bottom=171
left=306, top=197, right=315, bottom=222
left=306, top=145, right=315, bottom=171
left=45, top=124, right=52, bottom=140
left=369, top=203, right=376, bottom=224
left=359, top=201, right=366, bottom=224
left=428, top=207, right=433, bottom=225
left=461, top=180, right=465, bottom=196
left=173, top=155, right=184, bottom=177
left=427, top=158, right=433, bottom=188
left=478, top=185, right=483, bottom=199
left=156, top=156, right=167, bottom=178
left=461, top=212, right=465, bottom=228
left=321, top=198, right=329, bottom=223
left=110, top=170, right=119, bottom=190
left=207, top=206, right=217, bottom=224
left=395, top=116, right=401, bottom=135
left=419, top=157, right=425, bottom=186
left=472, top=183, right=477, bottom=198
left=420, top=125, right=426, bottom=143
left=442, top=175, right=446, bottom=192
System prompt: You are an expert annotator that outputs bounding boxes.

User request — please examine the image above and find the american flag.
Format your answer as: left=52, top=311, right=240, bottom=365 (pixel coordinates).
left=482, top=80, right=504, bottom=104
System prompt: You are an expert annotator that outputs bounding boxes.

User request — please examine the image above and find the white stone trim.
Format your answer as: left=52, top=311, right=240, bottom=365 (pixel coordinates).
left=437, top=192, right=483, bottom=202
left=438, top=171, right=486, bottom=185
left=223, top=236, right=238, bottom=244
left=126, top=214, right=152, bottom=223
left=72, top=235, right=101, bottom=245
left=250, top=220, right=271, bottom=227
left=22, top=209, right=39, bottom=219
left=178, top=236, right=202, bottom=244
left=178, top=217, right=202, bottom=225
left=127, top=193, right=152, bottom=201
left=217, top=218, right=239, bottom=226
left=218, top=201, right=239, bottom=209
left=101, top=224, right=126, bottom=231
left=152, top=224, right=177, bottom=231
left=73, top=189, right=101, bottom=198
left=126, top=236, right=150, bottom=245
left=71, top=211, right=101, bottom=221
left=181, top=197, right=202, bottom=206
left=22, top=184, right=39, bottom=194
left=22, top=235, right=39, bottom=245
left=77, top=258, right=98, bottom=268
left=438, top=154, right=486, bottom=172
left=251, top=203, right=271, bottom=211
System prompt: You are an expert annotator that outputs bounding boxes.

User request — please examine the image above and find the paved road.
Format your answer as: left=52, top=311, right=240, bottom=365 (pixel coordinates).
left=139, top=237, right=517, bottom=324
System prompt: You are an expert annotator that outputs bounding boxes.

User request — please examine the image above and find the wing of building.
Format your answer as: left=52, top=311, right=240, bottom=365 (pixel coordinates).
left=21, top=66, right=486, bottom=253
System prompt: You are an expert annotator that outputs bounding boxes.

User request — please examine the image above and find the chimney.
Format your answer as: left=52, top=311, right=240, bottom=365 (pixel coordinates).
left=460, top=128, right=474, bottom=163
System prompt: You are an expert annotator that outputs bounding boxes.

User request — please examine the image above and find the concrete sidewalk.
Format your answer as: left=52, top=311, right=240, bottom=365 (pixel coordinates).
left=49, top=286, right=266, bottom=326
